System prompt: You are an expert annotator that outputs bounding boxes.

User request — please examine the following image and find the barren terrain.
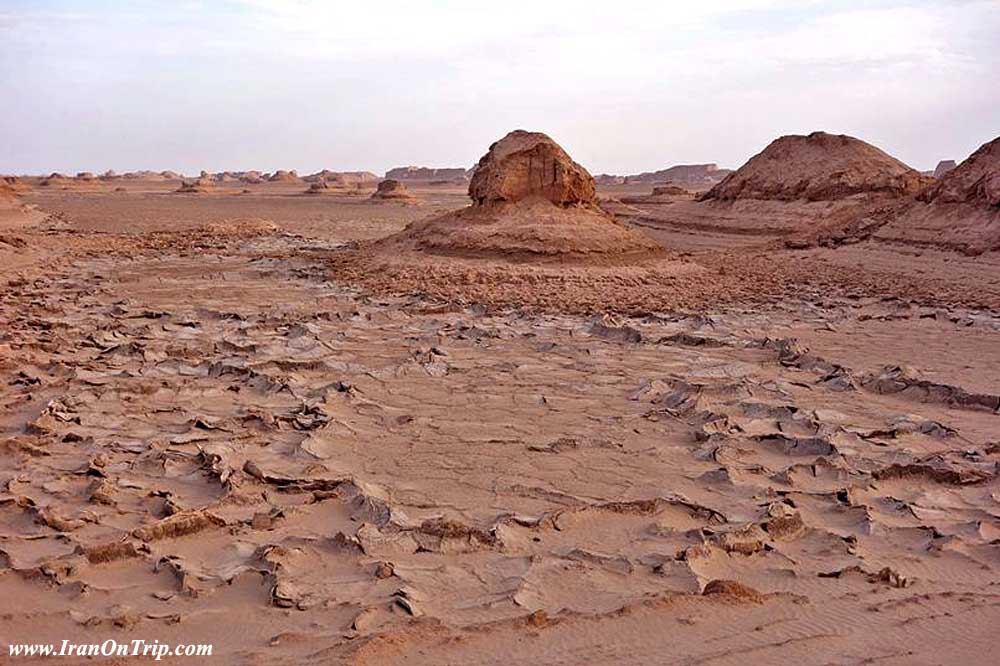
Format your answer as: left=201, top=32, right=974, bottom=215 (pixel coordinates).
left=0, top=176, right=997, bottom=665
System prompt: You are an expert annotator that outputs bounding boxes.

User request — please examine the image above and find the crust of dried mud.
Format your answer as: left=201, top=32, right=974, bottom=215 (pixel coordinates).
left=1, top=181, right=998, bottom=666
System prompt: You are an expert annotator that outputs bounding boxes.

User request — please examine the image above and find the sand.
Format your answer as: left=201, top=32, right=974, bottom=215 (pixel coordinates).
left=0, top=162, right=997, bottom=666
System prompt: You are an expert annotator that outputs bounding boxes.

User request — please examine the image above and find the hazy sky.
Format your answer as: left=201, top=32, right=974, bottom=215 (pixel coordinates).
left=2, top=0, right=998, bottom=176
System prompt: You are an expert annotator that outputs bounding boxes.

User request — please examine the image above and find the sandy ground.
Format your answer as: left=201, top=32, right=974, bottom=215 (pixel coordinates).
left=0, top=180, right=997, bottom=665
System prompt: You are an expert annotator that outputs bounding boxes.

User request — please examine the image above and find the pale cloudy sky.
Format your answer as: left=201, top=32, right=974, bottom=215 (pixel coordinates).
left=1, top=0, right=997, bottom=175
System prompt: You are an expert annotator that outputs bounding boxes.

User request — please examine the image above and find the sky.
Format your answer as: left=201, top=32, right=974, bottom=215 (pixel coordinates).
left=1, top=0, right=998, bottom=176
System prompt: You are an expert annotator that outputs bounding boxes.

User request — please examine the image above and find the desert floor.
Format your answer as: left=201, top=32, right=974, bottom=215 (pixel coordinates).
left=1, top=181, right=998, bottom=665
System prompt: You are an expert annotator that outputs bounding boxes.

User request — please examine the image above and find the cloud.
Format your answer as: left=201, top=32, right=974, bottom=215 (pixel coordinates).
left=1, top=0, right=997, bottom=174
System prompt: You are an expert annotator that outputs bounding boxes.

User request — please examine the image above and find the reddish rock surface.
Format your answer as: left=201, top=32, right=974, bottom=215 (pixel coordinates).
left=919, top=137, right=1000, bottom=206
left=468, top=130, right=596, bottom=206
left=703, top=131, right=930, bottom=202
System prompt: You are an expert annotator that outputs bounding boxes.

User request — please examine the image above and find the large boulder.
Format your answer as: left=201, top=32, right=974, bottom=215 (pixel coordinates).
left=468, top=130, right=596, bottom=206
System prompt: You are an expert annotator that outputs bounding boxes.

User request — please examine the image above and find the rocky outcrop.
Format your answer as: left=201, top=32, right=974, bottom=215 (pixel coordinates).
left=385, top=166, right=470, bottom=182
left=468, top=130, right=595, bottom=206
left=371, top=130, right=662, bottom=263
left=702, top=132, right=930, bottom=202
left=865, top=136, right=1000, bottom=255
left=370, top=179, right=415, bottom=201
left=933, top=160, right=957, bottom=179
left=176, top=177, right=215, bottom=193
left=918, top=137, right=999, bottom=206
left=267, top=170, right=300, bottom=183
left=625, top=164, right=731, bottom=187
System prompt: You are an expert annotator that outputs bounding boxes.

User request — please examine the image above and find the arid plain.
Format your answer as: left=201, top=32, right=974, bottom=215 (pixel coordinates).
left=1, top=130, right=999, bottom=665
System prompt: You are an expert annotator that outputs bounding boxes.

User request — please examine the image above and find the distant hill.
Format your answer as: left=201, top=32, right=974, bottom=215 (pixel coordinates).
left=385, top=166, right=471, bottom=181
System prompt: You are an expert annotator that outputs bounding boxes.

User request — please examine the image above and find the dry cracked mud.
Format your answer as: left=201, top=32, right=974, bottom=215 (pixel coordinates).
left=0, top=187, right=998, bottom=665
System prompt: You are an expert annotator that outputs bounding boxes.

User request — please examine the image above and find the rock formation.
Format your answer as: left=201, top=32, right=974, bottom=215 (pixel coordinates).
left=619, top=184, right=692, bottom=205
left=372, top=130, right=662, bottom=263
left=933, top=160, right=957, bottom=179
left=304, top=170, right=378, bottom=185
left=267, top=170, right=300, bottom=183
left=855, top=136, right=999, bottom=254
left=40, top=173, right=72, bottom=187
left=370, top=179, right=415, bottom=201
left=467, top=130, right=596, bottom=206
left=702, top=132, right=930, bottom=202
left=176, top=176, right=215, bottom=193
left=624, top=164, right=731, bottom=188
left=918, top=138, right=999, bottom=206
left=385, top=166, right=470, bottom=182
left=304, top=176, right=352, bottom=195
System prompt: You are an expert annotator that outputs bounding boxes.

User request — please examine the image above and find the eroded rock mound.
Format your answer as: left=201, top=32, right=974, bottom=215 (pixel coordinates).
left=386, top=166, right=470, bottom=182
left=268, top=170, right=300, bottom=183
left=871, top=136, right=1000, bottom=255
left=918, top=137, right=999, bottom=206
left=625, top=164, right=731, bottom=188
left=176, top=177, right=215, bottom=194
left=373, top=130, right=662, bottom=263
left=703, top=132, right=930, bottom=202
left=468, top=130, right=595, bottom=206
left=371, top=179, right=415, bottom=201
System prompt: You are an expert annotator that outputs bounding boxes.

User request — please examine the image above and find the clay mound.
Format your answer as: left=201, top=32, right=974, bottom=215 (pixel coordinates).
left=379, top=198, right=661, bottom=262
left=176, top=177, right=215, bottom=194
left=933, top=160, right=957, bottom=179
left=869, top=136, right=1000, bottom=255
left=469, top=130, right=595, bottom=205
left=40, top=172, right=72, bottom=187
left=703, top=132, right=930, bottom=202
left=371, top=179, right=416, bottom=201
left=918, top=137, right=999, bottom=206
left=370, top=130, right=662, bottom=264
left=304, top=177, right=349, bottom=195
left=268, top=170, right=300, bottom=183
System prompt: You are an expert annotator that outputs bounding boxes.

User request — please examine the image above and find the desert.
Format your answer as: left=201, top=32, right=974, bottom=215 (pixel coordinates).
left=2, top=123, right=998, bottom=665
left=2, top=3, right=999, bottom=665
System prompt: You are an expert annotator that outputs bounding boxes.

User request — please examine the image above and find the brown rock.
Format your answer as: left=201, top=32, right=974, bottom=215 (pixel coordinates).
left=932, top=159, right=957, bottom=179
left=176, top=177, right=215, bottom=193
left=362, top=130, right=663, bottom=264
left=468, top=129, right=596, bottom=206
left=918, top=136, right=1000, bottom=206
left=702, top=579, right=764, bottom=603
left=702, top=131, right=930, bottom=202
left=371, top=179, right=415, bottom=201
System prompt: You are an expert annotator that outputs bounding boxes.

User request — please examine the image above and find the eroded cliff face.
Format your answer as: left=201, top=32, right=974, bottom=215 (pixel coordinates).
left=468, top=130, right=596, bottom=206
